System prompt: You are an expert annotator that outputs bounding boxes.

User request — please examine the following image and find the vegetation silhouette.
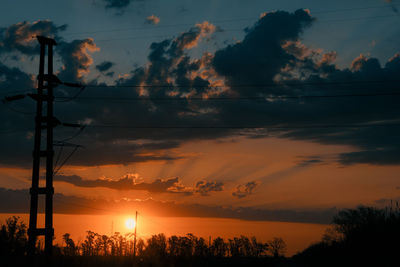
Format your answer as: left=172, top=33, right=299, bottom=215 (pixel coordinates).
left=294, top=205, right=400, bottom=266
left=1, top=205, right=399, bottom=266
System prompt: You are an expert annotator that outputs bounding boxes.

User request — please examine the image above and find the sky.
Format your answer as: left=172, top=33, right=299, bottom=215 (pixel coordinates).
left=0, top=0, right=400, bottom=225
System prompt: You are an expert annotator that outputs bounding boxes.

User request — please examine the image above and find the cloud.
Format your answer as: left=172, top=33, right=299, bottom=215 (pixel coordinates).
left=102, top=0, right=132, bottom=12
left=212, top=9, right=314, bottom=95
left=278, top=52, right=400, bottom=165
left=0, top=20, right=99, bottom=83
left=296, top=157, right=324, bottom=167
left=232, top=181, right=259, bottom=199
left=0, top=187, right=336, bottom=223
left=176, top=21, right=216, bottom=50
left=0, top=20, right=66, bottom=55
left=54, top=174, right=224, bottom=197
left=54, top=174, right=184, bottom=193
left=146, top=15, right=160, bottom=25
left=1, top=11, right=400, bottom=168
left=101, top=0, right=147, bottom=15
left=96, top=61, right=114, bottom=72
left=57, top=38, right=100, bottom=82
left=194, top=180, right=224, bottom=196
left=339, top=149, right=400, bottom=166
left=0, top=63, right=36, bottom=168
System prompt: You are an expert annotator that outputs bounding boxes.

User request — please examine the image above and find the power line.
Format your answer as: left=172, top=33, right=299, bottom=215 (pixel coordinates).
left=53, top=143, right=64, bottom=174
left=0, top=128, right=30, bottom=135
left=85, top=123, right=400, bottom=130
left=5, top=79, right=399, bottom=101
left=2, top=103, right=35, bottom=115
left=3, top=122, right=400, bottom=135
left=53, top=91, right=400, bottom=102
left=79, top=79, right=400, bottom=89
left=53, top=145, right=80, bottom=176
left=319, top=14, right=400, bottom=23
left=0, top=89, right=34, bottom=97
left=62, top=4, right=399, bottom=38
left=90, top=13, right=399, bottom=43
left=54, top=86, right=86, bottom=103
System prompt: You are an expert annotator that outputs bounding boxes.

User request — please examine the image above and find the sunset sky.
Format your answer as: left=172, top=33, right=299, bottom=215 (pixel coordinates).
left=1, top=0, right=400, bottom=227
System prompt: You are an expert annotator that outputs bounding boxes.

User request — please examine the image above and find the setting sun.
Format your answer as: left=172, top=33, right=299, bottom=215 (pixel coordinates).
left=125, top=218, right=136, bottom=230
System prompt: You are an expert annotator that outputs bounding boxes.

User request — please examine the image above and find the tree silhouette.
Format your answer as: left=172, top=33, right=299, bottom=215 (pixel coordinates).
left=145, top=233, right=167, bottom=258
left=210, top=237, right=227, bottom=257
left=62, top=233, right=76, bottom=256
left=268, top=237, right=287, bottom=257
left=0, top=216, right=27, bottom=256
left=194, top=236, right=208, bottom=257
left=295, top=205, right=400, bottom=266
left=81, top=230, right=96, bottom=256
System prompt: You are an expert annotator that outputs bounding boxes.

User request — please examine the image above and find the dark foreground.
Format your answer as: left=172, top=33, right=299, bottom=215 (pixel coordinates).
left=2, top=206, right=400, bottom=266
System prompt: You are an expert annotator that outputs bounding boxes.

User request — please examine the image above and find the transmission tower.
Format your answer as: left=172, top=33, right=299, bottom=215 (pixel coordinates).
left=27, top=36, right=57, bottom=256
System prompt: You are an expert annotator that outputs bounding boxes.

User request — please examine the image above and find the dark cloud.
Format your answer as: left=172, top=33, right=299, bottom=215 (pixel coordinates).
left=54, top=174, right=182, bottom=193
left=0, top=20, right=98, bottom=83
left=2, top=19, right=219, bottom=167
left=1, top=11, right=400, bottom=168
left=339, top=149, right=400, bottom=166
left=0, top=62, right=36, bottom=168
left=103, top=0, right=132, bottom=10
left=96, top=61, right=114, bottom=72
left=232, top=181, right=259, bottom=199
left=101, top=0, right=145, bottom=14
left=277, top=53, right=400, bottom=165
left=0, top=20, right=66, bottom=55
left=62, top=140, right=182, bottom=166
left=0, top=187, right=336, bottom=223
left=194, top=180, right=224, bottom=196
left=57, top=38, right=99, bottom=82
left=297, top=157, right=324, bottom=167
left=212, top=9, right=314, bottom=96
left=54, top=174, right=224, bottom=197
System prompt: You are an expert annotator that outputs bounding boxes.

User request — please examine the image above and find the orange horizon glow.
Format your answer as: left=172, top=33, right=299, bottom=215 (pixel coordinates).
left=0, top=213, right=328, bottom=256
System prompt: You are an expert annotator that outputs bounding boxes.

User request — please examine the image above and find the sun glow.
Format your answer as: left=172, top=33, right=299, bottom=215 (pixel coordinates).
left=125, top=218, right=136, bottom=230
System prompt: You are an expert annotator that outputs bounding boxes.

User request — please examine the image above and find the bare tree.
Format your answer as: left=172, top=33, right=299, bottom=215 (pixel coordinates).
left=268, top=237, right=287, bottom=257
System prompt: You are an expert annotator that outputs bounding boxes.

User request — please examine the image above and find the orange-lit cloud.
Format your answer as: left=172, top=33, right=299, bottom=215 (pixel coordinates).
left=57, top=38, right=100, bottom=81
left=146, top=15, right=160, bottom=25
left=54, top=174, right=224, bottom=196
left=0, top=20, right=66, bottom=55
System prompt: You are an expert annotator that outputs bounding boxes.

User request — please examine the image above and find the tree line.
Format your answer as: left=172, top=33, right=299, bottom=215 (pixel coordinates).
left=63, top=231, right=282, bottom=258
left=0, top=216, right=286, bottom=259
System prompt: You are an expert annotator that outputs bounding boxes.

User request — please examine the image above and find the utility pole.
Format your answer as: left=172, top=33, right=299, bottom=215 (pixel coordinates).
left=133, top=211, right=138, bottom=257
left=28, top=36, right=57, bottom=256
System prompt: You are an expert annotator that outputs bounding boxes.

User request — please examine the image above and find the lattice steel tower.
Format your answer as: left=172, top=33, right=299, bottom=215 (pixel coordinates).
left=28, top=36, right=57, bottom=256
